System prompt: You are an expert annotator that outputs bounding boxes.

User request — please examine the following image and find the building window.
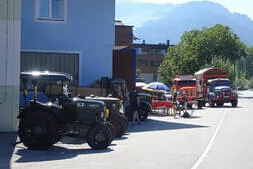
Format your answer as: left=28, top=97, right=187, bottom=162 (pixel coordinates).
left=36, top=0, right=66, bottom=21
left=161, top=49, right=166, bottom=55
left=150, top=61, right=161, bottom=67
left=137, top=59, right=148, bottom=66
left=153, top=74, right=158, bottom=81
left=136, top=48, right=143, bottom=55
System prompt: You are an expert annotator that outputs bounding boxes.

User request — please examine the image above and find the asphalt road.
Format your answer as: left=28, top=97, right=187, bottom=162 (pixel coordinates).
left=7, top=90, right=253, bottom=169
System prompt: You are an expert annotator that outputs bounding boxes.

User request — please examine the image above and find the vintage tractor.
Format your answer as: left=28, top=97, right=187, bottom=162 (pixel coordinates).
left=18, top=71, right=114, bottom=150
left=85, top=95, right=128, bottom=138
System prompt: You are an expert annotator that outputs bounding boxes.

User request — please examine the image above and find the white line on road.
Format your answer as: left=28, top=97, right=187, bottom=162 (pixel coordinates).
left=191, top=111, right=227, bottom=169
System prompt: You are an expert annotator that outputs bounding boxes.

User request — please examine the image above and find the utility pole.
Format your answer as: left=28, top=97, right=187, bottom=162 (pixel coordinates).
left=234, top=60, right=236, bottom=89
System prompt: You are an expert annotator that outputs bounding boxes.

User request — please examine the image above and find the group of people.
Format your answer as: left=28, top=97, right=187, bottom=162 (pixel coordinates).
left=113, top=84, right=141, bottom=125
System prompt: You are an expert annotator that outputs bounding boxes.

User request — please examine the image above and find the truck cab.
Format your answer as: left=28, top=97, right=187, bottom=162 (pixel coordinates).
left=172, top=75, right=204, bottom=109
left=207, top=78, right=238, bottom=107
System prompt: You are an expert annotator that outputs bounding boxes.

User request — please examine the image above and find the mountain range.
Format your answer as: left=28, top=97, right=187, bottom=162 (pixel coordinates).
left=116, top=1, right=253, bottom=46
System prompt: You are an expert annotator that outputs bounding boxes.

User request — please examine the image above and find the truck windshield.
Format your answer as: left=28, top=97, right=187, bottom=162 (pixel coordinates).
left=177, top=80, right=196, bottom=86
left=209, top=80, right=231, bottom=88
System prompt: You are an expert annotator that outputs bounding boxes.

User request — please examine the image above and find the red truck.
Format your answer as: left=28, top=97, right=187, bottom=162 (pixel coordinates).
left=194, top=67, right=238, bottom=107
left=171, top=75, right=205, bottom=109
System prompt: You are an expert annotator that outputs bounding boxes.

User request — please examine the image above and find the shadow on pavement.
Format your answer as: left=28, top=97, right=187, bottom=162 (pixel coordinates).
left=238, top=96, right=253, bottom=99
left=208, top=105, right=243, bottom=109
left=0, top=132, right=17, bottom=169
left=127, top=118, right=208, bottom=133
left=15, top=145, right=113, bottom=163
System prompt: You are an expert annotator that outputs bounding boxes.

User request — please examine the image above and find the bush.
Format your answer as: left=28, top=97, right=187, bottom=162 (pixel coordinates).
left=247, top=77, right=253, bottom=89
left=236, top=71, right=249, bottom=88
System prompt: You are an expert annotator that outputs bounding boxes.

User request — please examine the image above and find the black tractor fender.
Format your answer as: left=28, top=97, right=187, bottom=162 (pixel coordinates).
left=124, top=100, right=152, bottom=114
left=18, top=101, right=64, bottom=125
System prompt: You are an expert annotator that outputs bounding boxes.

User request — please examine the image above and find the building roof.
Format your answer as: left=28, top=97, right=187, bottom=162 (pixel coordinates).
left=115, top=20, right=133, bottom=27
left=133, top=43, right=170, bottom=50
left=113, top=45, right=130, bottom=50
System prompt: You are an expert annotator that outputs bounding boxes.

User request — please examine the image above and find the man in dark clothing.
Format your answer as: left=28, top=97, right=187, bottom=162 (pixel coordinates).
left=129, top=87, right=140, bottom=124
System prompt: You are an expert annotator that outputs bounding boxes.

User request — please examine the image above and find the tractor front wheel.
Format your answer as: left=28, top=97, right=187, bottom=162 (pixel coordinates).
left=87, top=123, right=112, bottom=149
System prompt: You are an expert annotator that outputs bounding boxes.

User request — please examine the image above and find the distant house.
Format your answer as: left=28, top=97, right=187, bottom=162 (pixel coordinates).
left=115, top=20, right=134, bottom=47
left=133, top=41, right=171, bottom=82
left=113, top=20, right=136, bottom=90
left=21, top=0, right=115, bottom=86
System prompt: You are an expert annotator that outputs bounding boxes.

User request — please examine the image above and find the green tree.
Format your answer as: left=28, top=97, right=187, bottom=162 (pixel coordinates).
left=248, top=77, right=253, bottom=88
left=245, top=46, right=253, bottom=78
left=159, top=24, right=247, bottom=85
left=236, top=71, right=248, bottom=88
left=248, top=46, right=253, bottom=55
left=136, top=67, right=142, bottom=77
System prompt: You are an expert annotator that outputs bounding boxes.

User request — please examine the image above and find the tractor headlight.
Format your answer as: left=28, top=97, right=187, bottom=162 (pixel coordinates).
left=105, top=108, right=109, bottom=118
left=100, top=111, right=104, bottom=119
left=96, top=111, right=104, bottom=120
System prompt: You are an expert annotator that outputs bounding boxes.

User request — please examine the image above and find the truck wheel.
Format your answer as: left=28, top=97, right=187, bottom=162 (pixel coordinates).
left=139, top=106, right=149, bottom=121
left=208, top=99, right=215, bottom=107
left=197, top=102, right=202, bottom=109
left=104, top=122, right=116, bottom=144
left=18, top=109, right=60, bottom=150
left=87, top=123, right=111, bottom=149
left=217, top=103, right=224, bottom=107
left=107, top=115, right=127, bottom=138
left=231, top=100, right=238, bottom=107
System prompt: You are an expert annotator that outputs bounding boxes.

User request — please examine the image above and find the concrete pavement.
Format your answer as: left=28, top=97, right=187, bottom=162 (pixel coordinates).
left=2, top=90, right=253, bottom=169
left=0, top=133, right=17, bottom=169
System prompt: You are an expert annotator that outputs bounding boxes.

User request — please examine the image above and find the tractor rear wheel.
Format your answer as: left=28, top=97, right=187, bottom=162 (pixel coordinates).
left=18, top=109, right=60, bottom=150
left=107, top=115, right=127, bottom=138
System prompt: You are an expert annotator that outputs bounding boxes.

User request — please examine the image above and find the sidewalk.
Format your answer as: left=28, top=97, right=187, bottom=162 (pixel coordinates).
left=0, top=132, right=17, bottom=169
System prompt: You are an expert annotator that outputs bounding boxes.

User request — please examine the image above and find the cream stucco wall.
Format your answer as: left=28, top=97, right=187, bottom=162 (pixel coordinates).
left=0, top=0, right=21, bottom=132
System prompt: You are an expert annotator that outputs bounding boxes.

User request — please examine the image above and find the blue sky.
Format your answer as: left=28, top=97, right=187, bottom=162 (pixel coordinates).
left=116, top=0, right=253, bottom=19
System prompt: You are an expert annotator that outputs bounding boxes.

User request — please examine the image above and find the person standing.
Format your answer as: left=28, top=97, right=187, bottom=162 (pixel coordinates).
left=121, top=83, right=129, bottom=113
left=129, top=87, right=141, bottom=125
left=113, top=85, right=123, bottom=100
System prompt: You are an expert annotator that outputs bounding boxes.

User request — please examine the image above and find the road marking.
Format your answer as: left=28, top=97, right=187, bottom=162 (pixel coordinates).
left=191, top=111, right=227, bottom=169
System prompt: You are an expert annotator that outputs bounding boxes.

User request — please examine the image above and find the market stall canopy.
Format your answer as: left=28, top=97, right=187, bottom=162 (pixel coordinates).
left=136, top=82, right=147, bottom=89
left=143, top=82, right=170, bottom=92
